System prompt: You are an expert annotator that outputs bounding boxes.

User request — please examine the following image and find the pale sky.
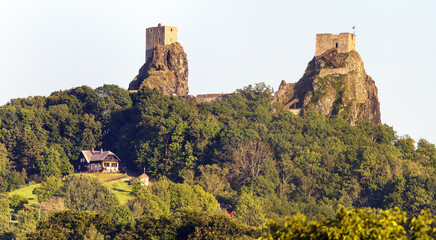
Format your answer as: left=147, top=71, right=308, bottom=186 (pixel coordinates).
left=1, top=0, right=435, bottom=144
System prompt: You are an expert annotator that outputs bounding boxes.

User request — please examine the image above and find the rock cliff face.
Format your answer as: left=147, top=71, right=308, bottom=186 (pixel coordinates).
left=129, top=42, right=189, bottom=95
left=274, top=50, right=381, bottom=125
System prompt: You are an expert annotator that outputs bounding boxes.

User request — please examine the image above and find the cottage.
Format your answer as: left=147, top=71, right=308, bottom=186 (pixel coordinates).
left=138, top=173, right=150, bottom=186
left=76, top=149, right=121, bottom=173
left=130, top=173, right=150, bottom=186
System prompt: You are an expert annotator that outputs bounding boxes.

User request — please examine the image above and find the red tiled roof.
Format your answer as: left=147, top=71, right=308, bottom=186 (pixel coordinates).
left=138, top=173, right=149, bottom=179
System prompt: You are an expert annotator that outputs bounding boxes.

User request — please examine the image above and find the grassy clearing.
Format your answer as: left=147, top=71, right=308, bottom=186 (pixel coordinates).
left=78, top=173, right=133, bottom=205
left=7, top=173, right=133, bottom=208
left=8, top=183, right=40, bottom=207
left=104, top=180, right=134, bottom=205
left=78, top=172, right=126, bottom=181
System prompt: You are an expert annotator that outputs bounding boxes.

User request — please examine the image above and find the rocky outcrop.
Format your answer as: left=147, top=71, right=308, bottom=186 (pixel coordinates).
left=129, top=42, right=189, bottom=95
left=274, top=50, right=381, bottom=125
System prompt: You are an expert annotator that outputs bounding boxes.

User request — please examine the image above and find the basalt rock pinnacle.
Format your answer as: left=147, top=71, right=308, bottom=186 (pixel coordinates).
left=274, top=50, right=381, bottom=125
left=129, top=42, right=189, bottom=95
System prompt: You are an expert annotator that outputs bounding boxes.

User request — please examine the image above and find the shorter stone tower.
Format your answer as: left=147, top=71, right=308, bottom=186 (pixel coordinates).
left=146, top=23, right=178, bottom=62
left=315, top=33, right=356, bottom=56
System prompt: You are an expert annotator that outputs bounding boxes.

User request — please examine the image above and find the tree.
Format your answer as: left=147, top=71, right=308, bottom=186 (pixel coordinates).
left=178, top=211, right=261, bottom=240
left=194, top=164, right=231, bottom=199
left=37, top=145, right=73, bottom=178
left=131, top=178, right=147, bottom=198
left=34, top=176, right=63, bottom=202
left=228, top=141, right=273, bottom=183
left=110, top=205, right=134, bottom=223
left=0, top=142, right=12, bottom=192
left=394, top=135, right=415, bottom=159
left=235, top=191, right=265, bottom=227
left=26, top=210, right=126, bottom=240
left=0, top=194, right=11, bottom=233
left=58, top=175, right=119, bottom=212
left=263, top=207, right=409, bottom=240
left=129, top=178, right=219, bottom=218
left=415, top=139, right=436, bottom=167
left=84, top=224, right=104, bottom=240
left=9, top=194, right=28, bottom=212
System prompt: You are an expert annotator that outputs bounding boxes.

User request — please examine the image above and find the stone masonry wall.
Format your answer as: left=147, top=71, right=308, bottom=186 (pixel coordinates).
left=163, top=26, right=177, bottom=45
left=146, top=24, right=178, bottom=61
left=196, top=93, right=230, bottom=103
left=315, top=33, right=356, bottom=56
left=318, top=68, right=349, bottom=78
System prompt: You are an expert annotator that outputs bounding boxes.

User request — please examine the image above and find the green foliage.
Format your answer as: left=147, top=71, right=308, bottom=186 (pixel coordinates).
left=131, top=178, right=146, bottom=198
left=37, top=144, right=73, bottom=178
left=0, top=85, right=130, bottom=182
left=263, top=207, right=436, bottom=240
left=27, top=210, right=260, bottom=240
left=235, top=191, right=265, bottom=226
left=177, top=211, right=261, bottom=239
left=128, top=177, right=219, bottom=218
left=84, top=224, right=105, bottom=240
left=0, top=194, right=11, bottom=233
left=3, top=82, right=436, bottom=233
left=0, top=142, right=24, bottom=192
left=8, top=194, right=28, bottom=212
left=59, top=175, right=119, bottom=212
left=26, top=210, right=125, bottom=240
left=33, top=176, right=62, bottom=202
left=110, top=205, right=134, bottom=223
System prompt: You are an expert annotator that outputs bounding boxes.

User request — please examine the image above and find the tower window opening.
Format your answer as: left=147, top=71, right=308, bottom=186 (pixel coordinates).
left=335, top=43, right=338, bottom=48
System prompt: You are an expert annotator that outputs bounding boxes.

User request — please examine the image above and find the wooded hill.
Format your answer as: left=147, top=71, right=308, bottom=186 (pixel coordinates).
left=1, top=83, right=436, bottom=239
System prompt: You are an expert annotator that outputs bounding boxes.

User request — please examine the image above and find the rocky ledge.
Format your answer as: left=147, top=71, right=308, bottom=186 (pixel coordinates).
left=129, top=42, right=189, bottom=96
left=274, top=50, right=381, bottom=125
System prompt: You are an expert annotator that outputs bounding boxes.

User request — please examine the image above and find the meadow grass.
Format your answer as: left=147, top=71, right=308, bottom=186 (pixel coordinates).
left=7, top=173, right=133, bottom=208
left=104, top=180, right=134, bottom=205
left=8, top=183, right=40, bottom=207
left=78, top=172, right=126, bottom=180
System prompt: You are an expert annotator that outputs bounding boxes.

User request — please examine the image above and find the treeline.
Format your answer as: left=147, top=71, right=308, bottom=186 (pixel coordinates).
left=27, top=210, right=259, bottom=240
left=106, top=84, right=436, bottom=222
left=1, top=83, right=436, bottom=233
left=0, top=85, right=131, bottom=190
left=25, top=207, right=436, bottom=239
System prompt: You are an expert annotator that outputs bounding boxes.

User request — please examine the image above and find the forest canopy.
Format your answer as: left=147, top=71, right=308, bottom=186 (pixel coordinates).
left=1, top=83, right=436, bottom=239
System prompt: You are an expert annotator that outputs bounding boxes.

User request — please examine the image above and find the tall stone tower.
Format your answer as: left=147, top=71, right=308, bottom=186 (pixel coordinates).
left=315, top=33, right=356, bottom=56
left=146, top=23, right=178, bottom=62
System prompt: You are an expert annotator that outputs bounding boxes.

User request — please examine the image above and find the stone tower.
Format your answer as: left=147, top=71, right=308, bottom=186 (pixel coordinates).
left=315, top=33, right=356, bottom=56
left=146, top=23, right=178, bottom=62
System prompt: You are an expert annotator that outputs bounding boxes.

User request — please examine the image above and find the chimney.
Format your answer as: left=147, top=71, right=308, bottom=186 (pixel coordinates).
left=91, top=148, right=94, bottom=154
left=100, top=149, right=103, bottom=153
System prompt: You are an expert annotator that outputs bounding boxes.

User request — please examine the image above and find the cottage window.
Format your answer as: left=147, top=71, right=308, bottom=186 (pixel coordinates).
left=111, top=163, right=117, bottom=168
left=104, top=163, right=110, bottom=167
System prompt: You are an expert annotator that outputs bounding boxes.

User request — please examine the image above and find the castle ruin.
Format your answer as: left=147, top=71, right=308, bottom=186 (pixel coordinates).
left=146, top=23, right=178, bottom=62
left=315, top=33, right=355, bottom=56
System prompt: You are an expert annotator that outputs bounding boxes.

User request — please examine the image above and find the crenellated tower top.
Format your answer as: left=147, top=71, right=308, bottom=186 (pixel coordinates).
left=315, top=33, right=356, bottom=56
